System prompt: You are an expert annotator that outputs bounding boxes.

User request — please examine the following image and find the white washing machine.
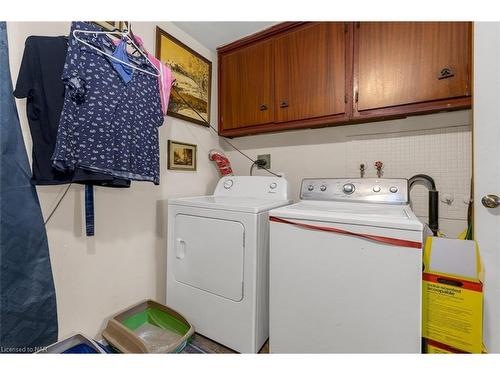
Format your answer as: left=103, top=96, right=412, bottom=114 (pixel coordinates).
left=269, top=178, right=430, bottom=353
left=167, top=176, right=291, bottom=353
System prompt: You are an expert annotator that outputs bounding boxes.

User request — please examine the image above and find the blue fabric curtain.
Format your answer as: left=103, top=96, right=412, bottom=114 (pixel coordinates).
left=0, top=22, right=58, bottom=353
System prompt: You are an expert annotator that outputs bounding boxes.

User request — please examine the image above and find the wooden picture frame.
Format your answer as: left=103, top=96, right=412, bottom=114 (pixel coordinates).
left=92, top=21, right=126, bottom=32
left=156, top=26, right=212, bottom=127
left=167, top=140, right=197, bottom=171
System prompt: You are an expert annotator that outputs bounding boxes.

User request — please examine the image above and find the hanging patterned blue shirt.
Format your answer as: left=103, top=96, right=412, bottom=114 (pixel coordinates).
left=52, top=22, right=163, bottom=185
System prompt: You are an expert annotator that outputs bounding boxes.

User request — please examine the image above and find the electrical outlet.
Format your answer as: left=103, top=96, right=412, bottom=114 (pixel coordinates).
left=257, top=154, right=271, bottom=169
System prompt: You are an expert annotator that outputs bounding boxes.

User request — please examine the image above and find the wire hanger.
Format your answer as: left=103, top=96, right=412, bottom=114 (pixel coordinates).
left=73, top=21, right=160, bottom=78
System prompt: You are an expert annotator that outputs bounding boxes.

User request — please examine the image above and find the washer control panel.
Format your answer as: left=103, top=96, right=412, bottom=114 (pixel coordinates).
left=300, top=178, right=408, bottom=204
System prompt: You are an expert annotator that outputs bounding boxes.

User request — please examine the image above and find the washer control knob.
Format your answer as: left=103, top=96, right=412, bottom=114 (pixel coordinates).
left=389, top=186, right=398, bottom=193
left=343, top=183, right=355, bottom=194
left=307, top=184, right=314, bottom=191
left=320, top=185, right=327, bottom=192
left=223, top=179, right=234, bottom=189
left=270, top=182, right=277, bottom=189
left=373, top=186, right=381, bottom=193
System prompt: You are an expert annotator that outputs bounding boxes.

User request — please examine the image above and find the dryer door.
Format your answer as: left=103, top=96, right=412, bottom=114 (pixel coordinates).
left=173, top=214, right=245, bottom=302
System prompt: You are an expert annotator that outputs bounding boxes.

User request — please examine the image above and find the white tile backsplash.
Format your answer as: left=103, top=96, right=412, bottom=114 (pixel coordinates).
left=345, top=125, right=472, bottom=236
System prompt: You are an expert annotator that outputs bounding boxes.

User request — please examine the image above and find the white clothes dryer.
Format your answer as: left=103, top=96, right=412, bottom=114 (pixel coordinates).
left=167, top=176, right=291, bottom=353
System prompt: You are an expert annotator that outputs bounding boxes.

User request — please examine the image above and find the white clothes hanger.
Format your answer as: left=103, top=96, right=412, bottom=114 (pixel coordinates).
left=72, top=22, right=160, bottom=78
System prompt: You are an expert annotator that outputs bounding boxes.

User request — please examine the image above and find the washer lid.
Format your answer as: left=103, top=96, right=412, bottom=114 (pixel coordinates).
left=269, top=200, right=423, bottom=231
left=168, top=195, right=292, bottom=214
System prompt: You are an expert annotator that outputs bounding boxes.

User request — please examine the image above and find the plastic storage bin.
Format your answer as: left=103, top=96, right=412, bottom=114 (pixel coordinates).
left=36, top=333, right=107, bottom=354
left=102, top=299, right=194, bottom=353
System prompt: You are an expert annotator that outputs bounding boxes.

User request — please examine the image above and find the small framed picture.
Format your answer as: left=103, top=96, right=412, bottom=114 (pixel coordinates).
left=168, top=140, right=197, bottom=171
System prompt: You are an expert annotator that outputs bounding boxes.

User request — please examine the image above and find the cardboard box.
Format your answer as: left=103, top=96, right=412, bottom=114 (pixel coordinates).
left=425, top=339, right=468, bottom=354
left=425, top=339, right=487, bottom=354
left=422, top=237, right=483, bottom=354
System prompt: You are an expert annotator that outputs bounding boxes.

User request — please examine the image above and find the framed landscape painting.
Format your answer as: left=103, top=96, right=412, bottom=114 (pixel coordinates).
left=167, top=140, right=197, bottom=171
left=156, top=26, right=211, bottom=126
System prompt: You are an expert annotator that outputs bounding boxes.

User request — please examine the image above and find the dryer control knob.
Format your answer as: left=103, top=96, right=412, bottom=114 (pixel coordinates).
left=373, top=186, right=381, bottom=193
left=224, top=179, right=234, bottom=189
left=270, top=182, right=277, bottom=189
left=320, top=185, right=327, bottom=191
left=307, top=184, right=314, bottom=191
left=389, top=186, right=398, bottom=193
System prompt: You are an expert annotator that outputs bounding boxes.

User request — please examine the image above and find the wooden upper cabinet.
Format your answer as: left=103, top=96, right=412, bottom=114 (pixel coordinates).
left=219, top=39, right=274, bottom=130
left=217, top=21, right=471, bottom=137
left=274, top=22, right=348, bottom=123
left=354, top=22, right=471, bottom=115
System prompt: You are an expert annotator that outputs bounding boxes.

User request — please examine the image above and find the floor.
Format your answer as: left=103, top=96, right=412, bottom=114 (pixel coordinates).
left=101, top=332, right=269, bottom=354
left=184, top=333, right=269, bottom=354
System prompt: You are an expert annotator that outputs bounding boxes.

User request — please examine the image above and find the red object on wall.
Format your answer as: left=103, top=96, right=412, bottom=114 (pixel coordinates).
left=209, top=149, right=234, bottom=176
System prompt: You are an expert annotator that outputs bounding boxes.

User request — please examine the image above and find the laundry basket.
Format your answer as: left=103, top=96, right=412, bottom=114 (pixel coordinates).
left=102, top=299, right=194, bottom=353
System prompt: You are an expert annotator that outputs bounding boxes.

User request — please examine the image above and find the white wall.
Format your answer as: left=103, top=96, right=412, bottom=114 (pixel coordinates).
left=7, top=21, right=223, bottom=339
left=225, top=110, right=472, bottom=238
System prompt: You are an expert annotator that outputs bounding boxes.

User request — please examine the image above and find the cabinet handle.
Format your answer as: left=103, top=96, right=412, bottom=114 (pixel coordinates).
left=280, top=101, right=289, bottom=108
left=438, top=67, right=454, bottom=80
left=259, top=104, right=268, bottom=111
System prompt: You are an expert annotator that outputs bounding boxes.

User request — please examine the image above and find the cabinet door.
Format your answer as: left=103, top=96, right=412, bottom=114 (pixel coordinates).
left=274, top=22, right=348, bottom=123
left=355, top=22, right=471, bottom=113
left=219, top=39, right=274, bottom=130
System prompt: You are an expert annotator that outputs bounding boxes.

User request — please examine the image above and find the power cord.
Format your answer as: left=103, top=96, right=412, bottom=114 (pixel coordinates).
left=172, top=85, right=282, bottom=178
left=44, top=183, right=72, bottom=225
left=249, top=159, right=268, bottom=176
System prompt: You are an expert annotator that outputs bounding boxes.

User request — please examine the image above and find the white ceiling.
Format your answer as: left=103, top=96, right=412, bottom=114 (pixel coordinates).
left=173, top=22, right=278, bottom=50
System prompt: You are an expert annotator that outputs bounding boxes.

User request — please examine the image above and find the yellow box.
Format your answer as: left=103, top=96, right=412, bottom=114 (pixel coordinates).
left=422, top=237, right=483, bottom=354
left=425, top=339, right=488, bottom=354
left=425, top=339, right=468, bottom=354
